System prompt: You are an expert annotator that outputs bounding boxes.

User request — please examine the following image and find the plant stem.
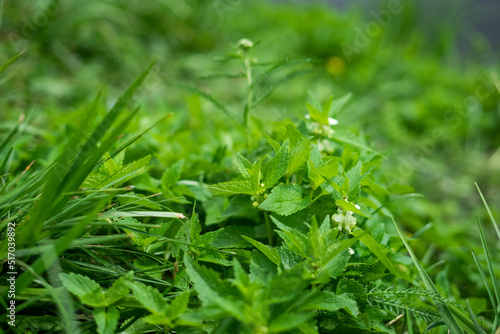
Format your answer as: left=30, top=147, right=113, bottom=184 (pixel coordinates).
left=264, top=211, right=273, bottom=246
left=243, top=54, right=253, bottom=127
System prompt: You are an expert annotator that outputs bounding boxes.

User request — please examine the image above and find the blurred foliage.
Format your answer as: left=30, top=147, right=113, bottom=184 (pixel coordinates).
left=1, top=0, right=500, bottom=327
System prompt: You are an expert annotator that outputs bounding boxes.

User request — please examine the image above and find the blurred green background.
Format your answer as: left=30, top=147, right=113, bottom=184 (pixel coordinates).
left=1, top=0, right=499, bottom=299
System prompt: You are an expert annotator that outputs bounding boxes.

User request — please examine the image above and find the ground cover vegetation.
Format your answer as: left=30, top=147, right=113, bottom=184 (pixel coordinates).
left=0, top=0, right=499, bottom=333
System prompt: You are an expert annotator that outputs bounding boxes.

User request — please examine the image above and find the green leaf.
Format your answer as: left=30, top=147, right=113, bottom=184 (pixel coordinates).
left=184, top=255, right=242, bottom=317
left=236, top=153, right=252, bottom=179
left=208, top=179, right=255, bottom=197
left=249, top=250, right=278, bottom=283
left=307, top=160, right=323, bottom=190
left=128, top=281, right=167, bottom=314
left=165, top=291, right=190, bottom=320
left=142, top=313, right=171, bottom=326
left=299, top=291, right=359, bottom=317
left=259, top=184, right=310, bottom=216
left=268, top=312, right=314, bottom=332
left=306, top=102, right=327, bottom=125
left=59, top=272, right=102, bottom=298
left=335, top=199, right=370, bottom=218
left=101, top=274, right=131, bottom=306
left=264, top=133, right=281, bottom=152
left=190, top=212, right=202, bottom=242
left=286, top=138, right=311, bottom=177
left=162, top=159, right=184, bottom=189
left=329, top=93, right=352, bottom=115
left=262, top=140, right=289, bottom=188
left=351, top=228, right=399, bottom=277
left=0, top=49, right=25, bottom=76
left=475, top=182, right=500, bottom=240
left=248, top=159, right=264, bottom=192
left=94, top=306, right=120, bottom=334
left=241, top=235, right=281, bottom=265
left=84, top=154, right=151, bottom=189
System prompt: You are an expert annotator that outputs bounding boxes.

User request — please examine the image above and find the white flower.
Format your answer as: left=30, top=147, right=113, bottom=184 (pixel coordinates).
left=304, top=114, right=311, bottom=119
left=332, top=208, right=344, bottom=231
left=237, top=38, right=254, bottom=50
left=344, top=211, right=357, bottom=232
left=328, top=117, right=338, bottom=125
left=348, top=248, right=355, bottom=255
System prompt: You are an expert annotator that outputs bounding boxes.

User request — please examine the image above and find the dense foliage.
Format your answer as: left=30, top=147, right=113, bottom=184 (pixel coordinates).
left=1, top=1, right=499, bottom=333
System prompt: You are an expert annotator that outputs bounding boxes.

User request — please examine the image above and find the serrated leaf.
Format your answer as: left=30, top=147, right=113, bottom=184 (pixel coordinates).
left=236, top=153, right=252, bottom=179
left=60, top=272, right=102, bottom=298
left=286, top=138, right=311, bottom=177
left=165, top=291, right=190, bottom=320
left=299, top=291, right=359, bottom=316
left=329, top=93, right=352, bottom=115
left=241, top=235, right=281, bottom=265
left=268, top=312, right=314, bottom=332
left=335, top=199, right=370, bottom=218
left=190, top=213, right=202, bottom=242
left=248, top=159, right=264, bottom=192
left=208, top=179, right=254, bottom=197
left=259, top=184, right=310, bottom=216
left=262, top=140, right=289, bottom=188
left=284, top=124, right=304, bottom=148
left=94, top=306, right=120, bottom=334
left=83, top=154, right=151, bottom=189
left=128, top=281, right=167, bottom=314
left=103, top=274, right=131, bottom=305
left=249, top=250, right=278, bottom=283
left=142, top=313, right=171, bottom=325
left=351, top=228, right=399, bottom=278
left=307, top=160, right=323, bottom=190
left=306, top=102, right=328, bottom=125
left=264, top=133, right=281, bottom=152
left=196, top=229, right=224, bottom=247
left=184, top=255, right=243, bottom=317
left=162, top=159, right=184, bottom=189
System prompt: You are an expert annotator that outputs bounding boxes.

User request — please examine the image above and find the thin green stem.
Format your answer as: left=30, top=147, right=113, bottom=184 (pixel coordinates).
left=243, top=54, right=253, bottom=127
left=264, top=211, right=273, bottom=246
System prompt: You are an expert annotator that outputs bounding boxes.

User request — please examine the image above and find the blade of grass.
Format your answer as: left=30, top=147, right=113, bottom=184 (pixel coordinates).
left=0, top=49, right=26, bottom=76
left=466, top=299, right=483, bottom=334
left=15, top=259, right=81, bottom=333
left=476, top=216, right=500, bottom=321
left=475, top=183, right=500, bottom=240
left=19, top=62, right=155, bottom=248
left=471, top=250, right=497, bottom=314
left=392, top=217, right=463, bottom=333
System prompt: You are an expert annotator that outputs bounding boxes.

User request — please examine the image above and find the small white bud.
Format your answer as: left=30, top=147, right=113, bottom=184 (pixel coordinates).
left=328, top=117, right=338, bottom=125
left=237, top=38, right=254, bottom=50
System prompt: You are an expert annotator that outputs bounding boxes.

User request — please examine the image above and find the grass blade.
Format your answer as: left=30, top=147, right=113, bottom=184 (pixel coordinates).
left=0, top=49, right=26, bottom=76
left=475, top=183, right=500, bottom=241
left=392, top=217, right=463, bottom=333
left=476, top=216, right=500, bottom=321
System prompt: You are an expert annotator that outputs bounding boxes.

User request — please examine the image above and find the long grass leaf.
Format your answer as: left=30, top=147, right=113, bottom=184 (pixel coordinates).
left=392, top=217, right=463, bottom=333
left=475, top=183, right=500, bottom=240
left=0, top=49, right=26, bottom=76
left=471, top=250, right=497, bottom=313
left=477, top=216, right=500, bottom=316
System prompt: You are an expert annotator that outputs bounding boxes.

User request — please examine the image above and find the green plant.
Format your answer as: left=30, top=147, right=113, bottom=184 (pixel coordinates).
left=1, top=2, right=500, bottom=332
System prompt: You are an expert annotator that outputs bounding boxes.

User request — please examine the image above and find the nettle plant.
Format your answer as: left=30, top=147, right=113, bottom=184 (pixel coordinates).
left=3, top=45, right=492, bottom=334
